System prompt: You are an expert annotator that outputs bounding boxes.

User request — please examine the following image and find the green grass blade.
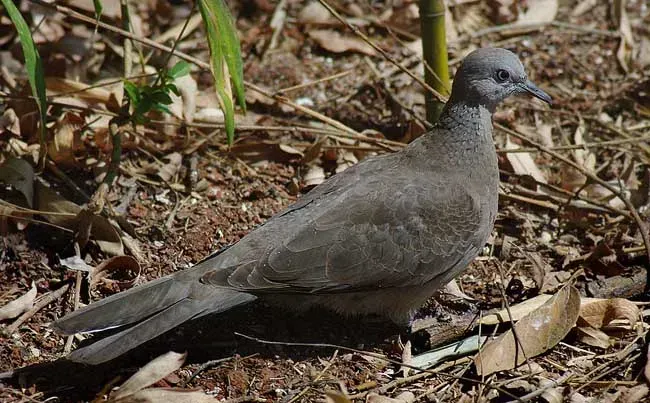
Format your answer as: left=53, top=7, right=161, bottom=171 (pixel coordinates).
left=2, top=0, right=47, bottom=161
left=212, top=0, right=246, bottom=113
left=92, top=0, right=103, bottom=20
left=197, top=0, right=244, bottom=144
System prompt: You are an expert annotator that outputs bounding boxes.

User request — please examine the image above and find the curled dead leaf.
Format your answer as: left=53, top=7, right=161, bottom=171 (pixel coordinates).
left=90, top=255, right=141, bottom=292
left=575, top=326, right=611, bottom=349
left=578, top=298, right=639, bottom=329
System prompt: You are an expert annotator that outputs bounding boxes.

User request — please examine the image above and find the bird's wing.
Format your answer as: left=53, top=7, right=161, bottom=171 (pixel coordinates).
left=202, top=155, right=487, bottom=293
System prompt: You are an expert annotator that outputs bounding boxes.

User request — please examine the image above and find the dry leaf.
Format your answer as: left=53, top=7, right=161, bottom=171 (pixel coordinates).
left=505, top=136, right=547, bottom=185
left=613, top=0, right=634, bottom=72
left=308, top=30, right=377, bottom=56
left=325, top=390, right=353, bottom=403
left=0, top=108, right=20, bottom=135
left=474, top=285, right=580, bottom=376
left=367, top=392, right=415, bottom=403
left=36, top=182, right=125, bottom=256
left=479, top=294, right=553, bottom=325
left=578, top=298, right=639, bottom=329
left=90, top=255, right=141, bottom=291
left=575, top=326, right=611, bottom=349
left=0, top=282, right=36, bottom=321
left=301, top=136, right=326, bottom=165
left=48, top=113, right=85, bottom=167
left=616, top=384, right=649, bottom=403
left=157, top=153, right=183, bottom=182
left=517, top=0, right=558, bottom=25
left=111, top=351, right=187, bottom=400
left=0, top=156, right=35, bottom=208
left=572, top=119, right=595, bottom=173
left=571, top=0, right=597, bottom=17
left=298, top=1, right=334, bottom=24
left=304, top=165, right=326, bottom=187
left=46, top=77, right=112, bottom=105
left=60, top=255, right=94, bottom=273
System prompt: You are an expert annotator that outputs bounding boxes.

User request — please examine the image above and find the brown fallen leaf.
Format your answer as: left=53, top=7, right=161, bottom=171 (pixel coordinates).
left=578, top=298, right=639, bottom=329
left=36, top=182, right=125, bottom=256
left=0, top=282, right=37, bottom=321
left=308, top=30, right=377, bottom=56
left=617, top=384, right=649, bottom=403
left=474, top=285, right=580, bottom=376
left=504, top=136, right=547, bottom=187
left=575, top=326, right=611, bottom=349
left=48, top=112, right=85, bottom=168
left=90, top=255, right=141, bottom=292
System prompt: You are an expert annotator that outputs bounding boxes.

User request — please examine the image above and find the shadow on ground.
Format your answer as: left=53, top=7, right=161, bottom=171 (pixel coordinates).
left=3, top=301, right=407, bottom=401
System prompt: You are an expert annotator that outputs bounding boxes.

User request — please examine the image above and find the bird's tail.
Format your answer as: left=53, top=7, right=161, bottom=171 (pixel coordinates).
left=52, top=260, right=256, bottom=364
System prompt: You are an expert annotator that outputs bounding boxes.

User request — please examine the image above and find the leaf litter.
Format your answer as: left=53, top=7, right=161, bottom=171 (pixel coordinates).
left=0, top=0, right=650, bottom=402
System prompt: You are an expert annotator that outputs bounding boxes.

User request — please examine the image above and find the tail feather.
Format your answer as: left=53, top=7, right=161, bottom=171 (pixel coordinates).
left=66, top=290, right=255, bottom=364
left=52, top=260, right=257, bottom=364
left=52, top=276, right=189, bottom=334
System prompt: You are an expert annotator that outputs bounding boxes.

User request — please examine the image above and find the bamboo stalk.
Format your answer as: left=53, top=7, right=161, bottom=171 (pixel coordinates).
left=420, top=0, right=450, bottom=123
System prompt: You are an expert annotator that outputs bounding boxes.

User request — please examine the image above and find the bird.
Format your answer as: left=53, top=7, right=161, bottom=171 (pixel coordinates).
left=53, top=48, right=552, bottom=364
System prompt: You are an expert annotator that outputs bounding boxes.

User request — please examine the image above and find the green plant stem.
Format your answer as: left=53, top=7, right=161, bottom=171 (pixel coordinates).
left=420, top=0, right=449, bottom=124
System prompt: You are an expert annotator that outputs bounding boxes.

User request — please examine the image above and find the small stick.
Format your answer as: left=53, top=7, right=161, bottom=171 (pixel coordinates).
left=275, top=69, right=354, bottom=94
left=64, top=270, right=83, bottom=353
left=496, top=123, right=650, bottom=273
left=317, top=0, right=446, bottom=103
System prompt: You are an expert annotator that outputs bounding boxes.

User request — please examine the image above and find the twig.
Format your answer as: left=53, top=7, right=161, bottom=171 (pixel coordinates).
left=233, top=332, right=520, bottom=399
left=4, top=283, right=71, bottom=335
left=472, top=20, right=619, bottom=38
left=27, top=0, right=363, bottom=141
left=288, top=350, right=338, bottom=403
left=495, top=123, right=650, bottom=274
left=64, top=269, right=83, bottom=353
left=316, top=0, right=446, bottom=103
left=506, top=371, right=573, bottom=403
left=348, top=357, right=471, bottom=400
left=275, top=69, right=354, bottom=94
left=183, top=356, right=235, bottom=386
left=496, top=134, right=650, bottom=154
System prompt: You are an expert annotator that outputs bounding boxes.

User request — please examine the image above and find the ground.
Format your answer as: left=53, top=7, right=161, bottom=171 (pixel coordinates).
left=1, top=0, right=650, bottom=402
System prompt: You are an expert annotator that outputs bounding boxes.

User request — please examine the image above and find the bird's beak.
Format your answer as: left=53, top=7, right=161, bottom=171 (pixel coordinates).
left=520, top=80, right=552, bottom=105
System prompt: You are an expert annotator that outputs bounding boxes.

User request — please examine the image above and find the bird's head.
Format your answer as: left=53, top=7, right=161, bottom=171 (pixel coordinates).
left=448, top=48, right=552, bottom=112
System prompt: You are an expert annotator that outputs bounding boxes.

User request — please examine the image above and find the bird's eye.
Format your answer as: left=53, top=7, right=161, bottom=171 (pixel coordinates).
left=496, top=69, right=510, bottom=82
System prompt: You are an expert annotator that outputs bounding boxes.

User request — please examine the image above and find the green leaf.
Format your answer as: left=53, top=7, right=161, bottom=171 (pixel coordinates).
left=197, top=0, right=246, bottom=145
left=152, top=103, right=172, bottom=115
left=166, top=83, right=181, bottom=97
left=149, top=90, right=173, bottom=106
left=2, top=0, right=47, bottom=161
left=168, top=60, right=190, bottom=79
left=123, top=81, right=140, bottom=104
left=211, top=0, right=246, bottom=113
left=92, top=0, right=103, bottom=21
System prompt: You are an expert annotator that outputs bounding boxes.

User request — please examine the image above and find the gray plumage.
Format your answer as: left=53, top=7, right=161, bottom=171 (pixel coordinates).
left=53, top=48, right=551, bottom=364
